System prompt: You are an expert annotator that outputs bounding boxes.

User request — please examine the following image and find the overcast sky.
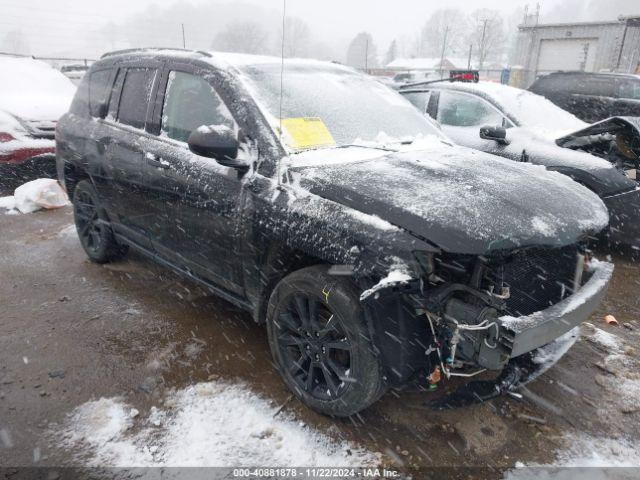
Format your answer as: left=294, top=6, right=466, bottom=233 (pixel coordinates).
left=1, top=0, right=638, bottom=58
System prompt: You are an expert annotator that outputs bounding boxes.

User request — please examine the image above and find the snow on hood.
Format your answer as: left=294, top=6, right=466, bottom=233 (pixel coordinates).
left=290, top=140, right=609, bottom=254
left=0, top=57, right=75, bottom=121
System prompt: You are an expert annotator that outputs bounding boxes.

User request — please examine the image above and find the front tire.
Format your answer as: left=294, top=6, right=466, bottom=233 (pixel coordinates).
left=266, top=266, right=385, bottom=417
left=73, top=180, right=127, bottom=263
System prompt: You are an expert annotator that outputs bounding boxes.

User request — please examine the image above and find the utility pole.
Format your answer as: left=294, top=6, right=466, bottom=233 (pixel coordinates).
left=181, top=23, right=186, bottom=49
left=467, top=44, right=473, bottom=69
left=364, top=37, right=369, bottom=73
left=439, top=25, right=449, bottom=79
left=479, top=18, right=488, bottom=69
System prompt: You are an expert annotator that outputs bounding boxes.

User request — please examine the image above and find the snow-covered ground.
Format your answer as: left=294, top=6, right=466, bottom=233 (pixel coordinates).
left=57, top=380, right=379, bottom=468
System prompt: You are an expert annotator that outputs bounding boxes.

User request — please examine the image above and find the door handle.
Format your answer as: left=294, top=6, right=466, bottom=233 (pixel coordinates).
left=145, top=152, right=170, bottom=169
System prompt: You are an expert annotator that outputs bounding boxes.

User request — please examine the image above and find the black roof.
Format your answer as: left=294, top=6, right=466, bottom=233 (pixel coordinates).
left=541, top=71, right=640, bottom=80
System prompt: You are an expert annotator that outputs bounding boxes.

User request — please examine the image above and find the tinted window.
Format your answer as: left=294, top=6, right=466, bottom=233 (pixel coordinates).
left=437, top=91, right=504, bottom=127
left=116, top=68, right=157, bottom=129
left=618, top=79, right=640, bottom=100
left=88, top=69, right=112, bottom=118
left=108, top=69, right=126, bottom=118
left=402, top=91, right=431, bottom=113
left=161, top=71, right=235, bottom=143
left=531, top=74, right=567, bottom=94
left=572, top=76, right=615, bottom=97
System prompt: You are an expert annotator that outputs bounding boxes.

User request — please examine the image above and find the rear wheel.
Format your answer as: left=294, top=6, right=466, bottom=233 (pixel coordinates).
left=73, top=180, right=127, bottom=263
left=266, top=266, right=385, bottom=417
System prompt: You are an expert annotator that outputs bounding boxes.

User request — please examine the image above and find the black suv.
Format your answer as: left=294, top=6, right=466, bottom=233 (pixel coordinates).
left=529, top=71, right=640, bottom=123
left=57, top=49, right=613, bottom=416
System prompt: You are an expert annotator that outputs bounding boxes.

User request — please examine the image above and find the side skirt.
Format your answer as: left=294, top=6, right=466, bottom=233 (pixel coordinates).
left=114, top=233, right=254, bottom=313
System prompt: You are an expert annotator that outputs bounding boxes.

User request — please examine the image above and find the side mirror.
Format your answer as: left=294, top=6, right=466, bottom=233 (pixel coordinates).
left=187, top=125, right=248, bottom=171
left=480, top=125, right=509, bottom=145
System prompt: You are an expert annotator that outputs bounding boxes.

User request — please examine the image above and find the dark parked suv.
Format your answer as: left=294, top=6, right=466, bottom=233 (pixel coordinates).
left=56, top=49, right=613, bottom=416
left=529, top=71, right=640, bottom=123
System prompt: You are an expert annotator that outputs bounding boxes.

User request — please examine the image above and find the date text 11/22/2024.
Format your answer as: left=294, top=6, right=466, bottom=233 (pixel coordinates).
left=232, top=468, right=401, bottom=478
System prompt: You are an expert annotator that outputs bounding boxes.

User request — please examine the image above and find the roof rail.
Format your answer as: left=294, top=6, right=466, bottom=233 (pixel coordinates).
left=100, top=47, right=212, bottom=59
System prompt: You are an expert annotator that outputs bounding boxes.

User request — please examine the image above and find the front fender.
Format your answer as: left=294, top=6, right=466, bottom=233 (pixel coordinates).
left=246, top=179, right=436, bottom=279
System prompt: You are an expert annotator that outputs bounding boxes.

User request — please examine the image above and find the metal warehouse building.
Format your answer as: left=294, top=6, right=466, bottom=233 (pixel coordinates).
left=511, top=15, right=640, bottom=87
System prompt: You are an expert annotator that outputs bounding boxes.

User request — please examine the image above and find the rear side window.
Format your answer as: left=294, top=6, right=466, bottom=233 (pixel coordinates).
left=160, top=71, right=235, bottom=143
left=88, top=69, right=113, bottom=118
left=116, top=68, right=157, bottom=129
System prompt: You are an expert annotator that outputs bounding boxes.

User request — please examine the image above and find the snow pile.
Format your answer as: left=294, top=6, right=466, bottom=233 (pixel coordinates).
left=0, top=56, right=75, bottom=121
left=59, top=380, right=378, bottom=467
left=0, top=196, right=18, bottom=215
left=505, top=433, right=640, bottom=479
left=1, top=179, right=69, bottom=214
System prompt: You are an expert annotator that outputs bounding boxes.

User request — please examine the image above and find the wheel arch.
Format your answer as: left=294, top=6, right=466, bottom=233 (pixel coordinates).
left=250, top=242, right=325, bottom=324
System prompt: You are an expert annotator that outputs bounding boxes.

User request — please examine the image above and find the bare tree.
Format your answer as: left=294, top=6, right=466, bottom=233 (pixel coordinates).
left=346, top=32, right=378, bottom=71
left=279, top=16, right=311, bottom=58
left=1, top=30, right=31, bottom=55
left=419, top=9, right=468, bottom=58
left=384, top=39, right=398, bottom=66
left=212, top=21, right=270, bottom=54
left=467, top=9, right=506, bottom=68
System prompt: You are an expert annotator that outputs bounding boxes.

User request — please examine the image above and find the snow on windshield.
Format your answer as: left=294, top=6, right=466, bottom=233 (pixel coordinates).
left=447, top=82, right=587, bottom=137
left=237, top=61, right=440, bottom=152
left=0, top=57, right=76, bottom=120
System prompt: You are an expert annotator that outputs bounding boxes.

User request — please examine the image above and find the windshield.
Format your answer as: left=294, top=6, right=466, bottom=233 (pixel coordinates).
left=238, top=62, right=442, bottom=152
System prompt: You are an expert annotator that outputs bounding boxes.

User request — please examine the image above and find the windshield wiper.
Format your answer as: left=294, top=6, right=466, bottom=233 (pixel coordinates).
left=333, top=141, right=413, bottom=152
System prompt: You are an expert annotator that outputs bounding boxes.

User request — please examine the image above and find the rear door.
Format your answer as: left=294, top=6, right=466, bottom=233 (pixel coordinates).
left=142, top=63, right=245, bottom=294
left=96, top=63, right=161, bottom=250
left=567, top=76, right=616, bottom=122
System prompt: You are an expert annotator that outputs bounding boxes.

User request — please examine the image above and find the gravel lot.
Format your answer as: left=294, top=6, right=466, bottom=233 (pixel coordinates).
left=1, top=206, right=639, bottom=478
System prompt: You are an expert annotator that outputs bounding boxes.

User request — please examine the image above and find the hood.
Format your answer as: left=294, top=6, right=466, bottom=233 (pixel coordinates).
left=0, top=94, right=73, bottom=122
left=290, top=143, right=609, bottom=255
left=0, top=57, right=76, bottom=122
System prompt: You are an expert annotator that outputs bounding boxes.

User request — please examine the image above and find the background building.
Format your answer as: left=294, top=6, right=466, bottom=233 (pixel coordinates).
left=511, top=15, right=640, bottom=87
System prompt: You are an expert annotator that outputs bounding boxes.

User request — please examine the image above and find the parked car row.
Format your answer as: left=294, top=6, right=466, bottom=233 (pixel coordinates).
left=52, top=49, right=622, bottom=416
left=0, top=56, right=75, bottom=188
left=529, top=71, right=640, bottom=123
left=399, top=79, right=640, bottom=245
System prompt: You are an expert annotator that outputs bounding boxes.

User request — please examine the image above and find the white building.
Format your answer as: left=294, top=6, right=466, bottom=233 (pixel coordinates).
left=511, top=15, right=640, bottom=87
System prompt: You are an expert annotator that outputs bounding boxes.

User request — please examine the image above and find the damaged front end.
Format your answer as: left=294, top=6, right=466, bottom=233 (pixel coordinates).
left=363, top=243, right=613, bottom=407
left=556, top=116, right=640, bottom=174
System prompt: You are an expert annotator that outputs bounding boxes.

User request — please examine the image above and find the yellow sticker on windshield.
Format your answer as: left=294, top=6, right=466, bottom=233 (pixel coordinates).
left=281, top=117, right=336, bottom=150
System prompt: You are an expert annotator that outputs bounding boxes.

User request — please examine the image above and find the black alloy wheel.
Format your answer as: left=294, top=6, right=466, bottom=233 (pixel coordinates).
left=275, top=294, right=353, bottom=400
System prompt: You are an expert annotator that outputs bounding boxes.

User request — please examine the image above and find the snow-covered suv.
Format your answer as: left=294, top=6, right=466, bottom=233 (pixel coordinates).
left=56, top=49, right=613, bottom=416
